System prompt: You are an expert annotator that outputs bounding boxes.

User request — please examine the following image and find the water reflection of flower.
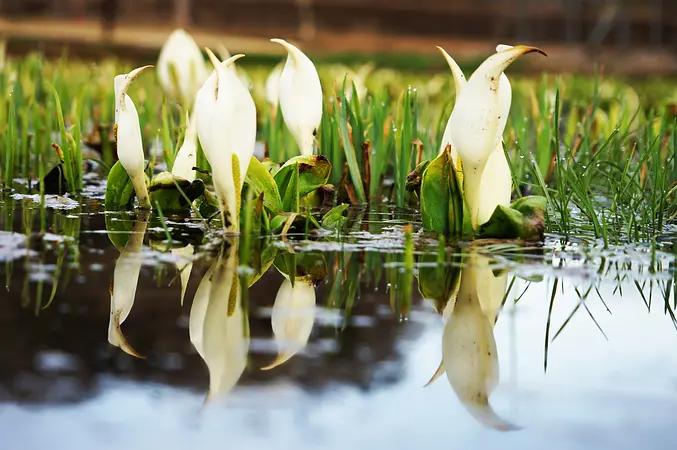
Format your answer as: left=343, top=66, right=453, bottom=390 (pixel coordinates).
left=189, top=240, right=249, bottom=403
left=428, top=251, right=518, bottom=431
left=108, top=214, right=148, bottom=359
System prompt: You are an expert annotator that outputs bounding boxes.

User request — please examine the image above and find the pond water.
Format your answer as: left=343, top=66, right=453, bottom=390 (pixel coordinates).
left=1, top=189, right=677, bottom=450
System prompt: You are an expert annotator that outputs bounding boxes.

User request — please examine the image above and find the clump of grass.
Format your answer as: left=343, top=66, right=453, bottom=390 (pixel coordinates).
left=0, top=51, right=676, bottom=244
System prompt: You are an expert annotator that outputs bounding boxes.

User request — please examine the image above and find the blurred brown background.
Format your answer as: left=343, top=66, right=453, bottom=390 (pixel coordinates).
left=0, top=0, right=676, bottom=73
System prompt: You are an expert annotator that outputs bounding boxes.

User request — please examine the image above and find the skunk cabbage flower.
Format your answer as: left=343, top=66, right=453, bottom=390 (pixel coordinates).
left=218, top=44, right=253, bottom=91
left=194, top=49, right=256, bottom=232
left=436, top=46, right=466, bottom=159
left=446, top=45, right=545, bottom=228
left=114, top=65, right=153, bottom=209
left=265, top=64, right=283, bottom=112
left=477, top=45, right=514, bottom=226
left=108, top=215, right=148, bottom=358
left=189, top=242, right=249, bottom=403
left=171, top=111, right=198, bottom=182
left=426, top=252, right=514, bottom=430
left=261, top=275, right=316, bottom=370
left=271, top=38, right=322, bottom=156
left=157, top=29, right=209, bottom=108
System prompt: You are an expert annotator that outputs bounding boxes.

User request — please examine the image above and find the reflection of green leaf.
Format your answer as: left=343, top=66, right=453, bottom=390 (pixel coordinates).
left=478, top=195, right=546, bottom=241
left=105, top=211, right=136, bottom=250
left=417, top=252, right=462, bottom=313
left=321, top=203, right=349, bottom=230
left=273, top=250, right=327, bottom=285
left=246, top=156, right=283, bottom=211
left=246, top=237, right=278, bottom=287
left=295, top=252, right=328, bottom=281
left=105, top=161, right=137, bottom=210
left=274, top=252, right=297, bottom=287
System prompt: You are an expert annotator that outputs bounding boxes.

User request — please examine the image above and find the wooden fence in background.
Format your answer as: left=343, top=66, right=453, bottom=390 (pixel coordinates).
left=1, top=0, right=676, bottom=50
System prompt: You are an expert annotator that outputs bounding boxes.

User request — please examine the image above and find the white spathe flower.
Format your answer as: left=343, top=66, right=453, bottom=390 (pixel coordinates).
left=436, top=45, right=514, bottom=226
left=157, top=29, right=209, bottom=108
left=271, top=38, right=322, bottom=156
left=114, top=65, right=153, bottom=209
left=436, top=46, right=467, bottom=159
left=261, top=275, right=316, bottom=370
left=446, top=45, right=545, bottom=229
left=265, top=64, right=283, bottom=111
left=108, top=215, right=148, bottom=359
left=171, top=111, right=198, bottom=182
left=194, top=49, right=257, bottom=232
left=425, top=252, right=514, bottom=430
left=332, top=63, right=372, bottom=102
left=218, top=44, right=253, bottom=90
left=190, top=242, right=249, bottom=403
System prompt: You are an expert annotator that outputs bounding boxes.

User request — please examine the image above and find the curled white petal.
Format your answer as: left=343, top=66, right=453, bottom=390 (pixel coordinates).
left=271, top=38, right=322, bottom=156
left=194, top=50, right=256, bottom=232
left=114, top=65, right=153, bottom=208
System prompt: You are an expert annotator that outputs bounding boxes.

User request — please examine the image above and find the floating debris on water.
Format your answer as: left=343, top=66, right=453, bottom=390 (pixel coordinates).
left=10, top=193, right=80, bottom=210
left=0, top=231, right=30, bottom=262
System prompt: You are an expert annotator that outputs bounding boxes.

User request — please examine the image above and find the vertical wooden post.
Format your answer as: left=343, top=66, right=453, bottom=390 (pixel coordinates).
left=296, top=0, right=316, bottom=42
left=650, top=0, right=662, bottom=48
left=175, top=0, right=191, bottom=28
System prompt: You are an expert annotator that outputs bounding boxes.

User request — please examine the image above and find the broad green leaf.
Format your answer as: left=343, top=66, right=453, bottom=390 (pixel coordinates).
left=321, top=203, right=349, bottom=230
left=105, top=160, right=136, bottom=210
left=246, top=156, right=283, bottom=210
left=478, top=195, right=547, bottom=241
left=420, top=151, right=451, bottom=233
left=149, top=171, right=205, bottom=213
left=279, top=162, right=300, bottom=212
left=274, top=154, right=331, bottom=207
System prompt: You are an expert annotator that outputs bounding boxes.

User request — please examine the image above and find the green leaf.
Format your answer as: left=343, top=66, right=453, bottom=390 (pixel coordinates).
left=321, top=203, right=349, bottom=230
left=105, top=160, right=136, bottom=210
left=478, top=195, right=547, bottom=241
left=148, top=171, right=205, bottom=213
left=420, top=151, right=451, bottom=233
left=279, top=162, right=300, bottom=212
left=335, top=98, right=367, bottom=203
left=269, top=214, right=287, bottom=233
left=273, top=154, right=331, bottom=209
left=246, top=156, right=283, bottom=210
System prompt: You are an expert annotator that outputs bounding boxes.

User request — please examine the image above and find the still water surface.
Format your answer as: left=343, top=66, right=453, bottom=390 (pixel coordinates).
left=1, top=194, right=676, bottom=450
